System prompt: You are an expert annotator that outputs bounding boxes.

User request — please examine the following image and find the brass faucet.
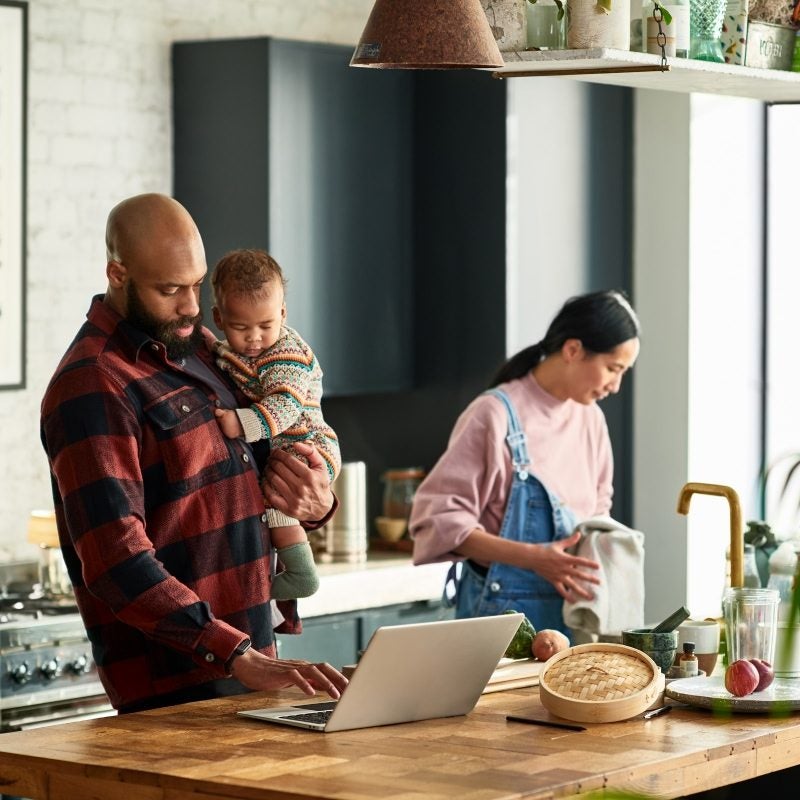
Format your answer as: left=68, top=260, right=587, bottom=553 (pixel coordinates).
left=677, top=482, right=744, bottom=588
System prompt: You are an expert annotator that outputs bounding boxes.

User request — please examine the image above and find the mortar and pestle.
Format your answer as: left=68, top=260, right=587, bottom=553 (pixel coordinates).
left=623, top=606, right=690, bottom=674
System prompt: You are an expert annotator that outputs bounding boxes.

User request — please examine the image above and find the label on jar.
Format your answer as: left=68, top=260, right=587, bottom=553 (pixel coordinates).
left=680, top=657, right=698, bottom=677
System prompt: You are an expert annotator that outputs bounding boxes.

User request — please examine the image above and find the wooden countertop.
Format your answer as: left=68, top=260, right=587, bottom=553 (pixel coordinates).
left=2, top=686, right=800, bottom=799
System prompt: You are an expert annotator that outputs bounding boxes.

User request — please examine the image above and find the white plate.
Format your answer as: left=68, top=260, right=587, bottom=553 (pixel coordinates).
left=666, top=675, right=800, bottom=712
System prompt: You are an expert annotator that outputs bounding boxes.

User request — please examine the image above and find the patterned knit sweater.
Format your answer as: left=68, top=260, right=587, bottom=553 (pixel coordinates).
left=212, top=326, right=340, bottom=482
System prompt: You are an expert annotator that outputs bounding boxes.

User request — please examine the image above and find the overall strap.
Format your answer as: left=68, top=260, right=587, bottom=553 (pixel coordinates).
left=485, top=388, right=530, bottom=476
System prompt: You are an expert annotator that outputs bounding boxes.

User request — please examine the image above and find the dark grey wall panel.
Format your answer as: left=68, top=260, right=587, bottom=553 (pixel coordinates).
left=267, top=41, right=413, bottom=396
left=173, top=38, right=272, bottom=317
left=324, top=70, right=508, bottom=525
left=172, top=38, right=413, bottom=396
left=586, top=84, right=634, bottom=525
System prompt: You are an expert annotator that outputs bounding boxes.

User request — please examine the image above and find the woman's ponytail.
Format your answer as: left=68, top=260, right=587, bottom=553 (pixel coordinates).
left=489, top=342, right=545, bottom=387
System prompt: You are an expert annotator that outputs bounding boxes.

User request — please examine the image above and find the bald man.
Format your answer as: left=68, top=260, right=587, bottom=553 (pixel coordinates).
left=41, top=193, right=347, bottom=713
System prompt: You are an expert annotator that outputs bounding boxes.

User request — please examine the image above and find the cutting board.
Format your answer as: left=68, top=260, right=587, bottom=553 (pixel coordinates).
left=483, top=658, right=545, bottom=694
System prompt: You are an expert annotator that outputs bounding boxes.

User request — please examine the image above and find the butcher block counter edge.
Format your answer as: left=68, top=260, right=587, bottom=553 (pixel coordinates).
left=2, top=687, right=800, bottom=800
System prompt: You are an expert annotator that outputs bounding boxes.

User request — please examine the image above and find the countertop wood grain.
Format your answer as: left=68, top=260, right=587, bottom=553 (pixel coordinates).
left=2, top=686, right=800, bottom=799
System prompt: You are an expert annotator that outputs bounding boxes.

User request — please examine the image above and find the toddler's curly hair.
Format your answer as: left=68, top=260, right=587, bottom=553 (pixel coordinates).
left=211, top=248, right=286, bottom=306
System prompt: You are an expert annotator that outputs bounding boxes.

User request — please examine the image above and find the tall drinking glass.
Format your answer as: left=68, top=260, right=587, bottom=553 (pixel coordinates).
left=722, top=587, right=779, bottom=666
left=689, top=0, right=726, bottom=62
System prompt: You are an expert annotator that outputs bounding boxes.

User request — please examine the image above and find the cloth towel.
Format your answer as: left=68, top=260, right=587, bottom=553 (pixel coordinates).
left=562, top=516, right=645, bottom=637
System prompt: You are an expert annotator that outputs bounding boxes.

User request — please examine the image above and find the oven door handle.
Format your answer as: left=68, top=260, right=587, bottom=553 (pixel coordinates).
left=4, top=705, right=115, bottom=731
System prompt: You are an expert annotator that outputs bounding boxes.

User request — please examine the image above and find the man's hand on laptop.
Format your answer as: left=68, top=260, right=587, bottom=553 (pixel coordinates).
left=231, top=649, right=348, bottom=698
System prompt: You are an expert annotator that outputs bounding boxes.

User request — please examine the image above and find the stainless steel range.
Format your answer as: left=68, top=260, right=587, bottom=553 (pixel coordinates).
left=0, top=561, right=113, bottom=732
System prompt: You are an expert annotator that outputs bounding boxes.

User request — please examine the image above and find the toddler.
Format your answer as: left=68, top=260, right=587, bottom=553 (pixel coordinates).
left=211, top=249, right=340, bottom=600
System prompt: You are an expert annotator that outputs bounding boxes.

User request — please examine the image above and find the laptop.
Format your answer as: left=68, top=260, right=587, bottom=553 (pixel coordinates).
left=237, top=612, right=523, bottom=732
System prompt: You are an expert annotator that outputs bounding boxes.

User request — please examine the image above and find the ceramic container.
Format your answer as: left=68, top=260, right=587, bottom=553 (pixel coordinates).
left=622, top=628, right=678, bottom=674
left=744, top=21, right=796, bottom=71
left=567, top=0, right=631, bottom=50
left=674, top=619, right=721, bottom=676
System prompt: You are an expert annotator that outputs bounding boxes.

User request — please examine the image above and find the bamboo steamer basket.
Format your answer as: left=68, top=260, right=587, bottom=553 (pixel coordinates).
left=539, top=643, right=665, bottom=723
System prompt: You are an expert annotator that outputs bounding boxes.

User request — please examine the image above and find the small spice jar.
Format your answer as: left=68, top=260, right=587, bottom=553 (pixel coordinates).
left=679, top=641, right=698, bottom=677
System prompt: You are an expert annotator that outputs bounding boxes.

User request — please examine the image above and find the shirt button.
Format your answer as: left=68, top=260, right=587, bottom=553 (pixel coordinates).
left=242, top=454, right=250, bottom=463
left=214, top=399, right=222, bottom=408
left=181, top=404, right=191, bottom=413
left=489, top=581, right=501, bottom=593
left=261, top=513, right=267, bottom=523
left=204, top=653, right=215, bottom=663
left=150, top=344, right=158, bottom=352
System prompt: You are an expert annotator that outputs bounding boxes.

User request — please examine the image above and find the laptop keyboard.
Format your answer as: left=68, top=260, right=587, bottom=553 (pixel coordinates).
left=279, top=709, right=333, bottom=725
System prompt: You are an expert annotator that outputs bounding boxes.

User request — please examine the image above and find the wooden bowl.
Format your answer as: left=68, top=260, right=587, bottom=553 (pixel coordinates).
left=539, top=642, right=665, bottom=723
left=374, top=516, right=407, bottom=542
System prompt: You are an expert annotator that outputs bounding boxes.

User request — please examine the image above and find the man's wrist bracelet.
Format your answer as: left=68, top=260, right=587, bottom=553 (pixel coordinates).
left=225, top=638, right=252, bottom=675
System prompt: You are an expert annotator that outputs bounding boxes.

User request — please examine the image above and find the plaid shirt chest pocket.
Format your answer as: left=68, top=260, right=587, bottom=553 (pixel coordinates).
left=142, top=387, right=234, bottom=490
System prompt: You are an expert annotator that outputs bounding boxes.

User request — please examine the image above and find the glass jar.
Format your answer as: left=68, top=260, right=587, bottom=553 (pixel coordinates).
left=743, top=543, right=762, bottom=588
left=526, top=0, right=566, bottom=50
left=381, top=468, right=425, bottom=520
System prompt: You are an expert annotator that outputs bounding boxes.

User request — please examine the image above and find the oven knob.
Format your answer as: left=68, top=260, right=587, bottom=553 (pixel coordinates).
left=40, top=658, right=61, bottom=681
left=9, top=662, right=32, bottom=685
left=67, top=655, right=90, bottom=675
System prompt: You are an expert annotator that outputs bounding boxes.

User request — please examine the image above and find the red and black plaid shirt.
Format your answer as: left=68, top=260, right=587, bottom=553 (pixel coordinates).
left=41, top=296, right=328, bottom=709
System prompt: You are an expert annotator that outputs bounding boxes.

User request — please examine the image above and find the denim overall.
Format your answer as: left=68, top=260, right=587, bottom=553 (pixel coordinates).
left=448, top=388, right=577, bottom=636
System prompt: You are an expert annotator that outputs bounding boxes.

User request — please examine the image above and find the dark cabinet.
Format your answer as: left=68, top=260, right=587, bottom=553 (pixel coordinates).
left=276, top=600, right=454, bottom=667
left=172, top=37, right=414, bottom=396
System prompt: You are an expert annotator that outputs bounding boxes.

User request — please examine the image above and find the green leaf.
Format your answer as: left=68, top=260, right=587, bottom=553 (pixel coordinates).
left=657, top=4, right=673, bottom=26
left=597, top=0, right=613, bottom=13
left=554, top=0, right=565, bottom=19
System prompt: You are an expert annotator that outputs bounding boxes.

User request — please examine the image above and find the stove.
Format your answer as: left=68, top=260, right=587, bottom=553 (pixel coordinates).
left=0, top=561, right=113, bottom=731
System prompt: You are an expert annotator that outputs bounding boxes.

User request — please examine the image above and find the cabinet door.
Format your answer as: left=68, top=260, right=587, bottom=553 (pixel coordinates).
left=360, top=600, right=454, bottom=650
left=172, top=37, right=414, bottom=397
left=276, top=613, right=359, bottom=668
left=267, top=40, right=414, bottom=396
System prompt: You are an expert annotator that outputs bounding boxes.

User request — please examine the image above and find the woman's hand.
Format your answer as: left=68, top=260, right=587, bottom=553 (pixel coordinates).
left=262, top=442, right=334, bottom=523
left=231, top=648, right=348, bottom=697
left=530, top=530, right=600, bottom=601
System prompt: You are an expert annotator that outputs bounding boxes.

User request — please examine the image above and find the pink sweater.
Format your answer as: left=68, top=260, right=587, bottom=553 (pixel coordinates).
left=410, top=373, right=613, bottom=564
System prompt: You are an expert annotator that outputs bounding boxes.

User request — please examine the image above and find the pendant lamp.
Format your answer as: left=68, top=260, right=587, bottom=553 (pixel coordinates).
left=350, top=0, right=504, bottom=70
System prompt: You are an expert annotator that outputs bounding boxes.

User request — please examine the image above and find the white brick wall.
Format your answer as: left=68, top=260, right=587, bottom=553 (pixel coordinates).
left=0, top=0, right=373, bottom=558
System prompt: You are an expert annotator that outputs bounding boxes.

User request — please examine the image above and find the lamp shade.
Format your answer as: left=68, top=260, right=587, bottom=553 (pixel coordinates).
left=28, top=509, right=59, bottom=548
left=351, top=0, right=504, bottom=69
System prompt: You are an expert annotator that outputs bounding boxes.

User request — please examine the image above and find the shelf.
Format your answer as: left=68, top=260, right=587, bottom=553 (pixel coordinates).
left=494, top=48, right=800, bottom=102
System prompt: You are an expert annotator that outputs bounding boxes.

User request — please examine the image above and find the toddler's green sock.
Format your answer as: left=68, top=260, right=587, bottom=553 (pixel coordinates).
left=271, top=542, right=320, bottom=601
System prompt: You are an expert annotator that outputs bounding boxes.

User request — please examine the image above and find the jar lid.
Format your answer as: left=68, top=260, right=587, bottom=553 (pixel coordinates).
left=382, top=468, right=426, bottom=481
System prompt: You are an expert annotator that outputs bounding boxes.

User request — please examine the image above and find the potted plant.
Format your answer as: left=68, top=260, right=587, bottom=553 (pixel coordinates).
left=753, top=452, right=800, bottom=679
left=562, top=0, right=631, bottom=50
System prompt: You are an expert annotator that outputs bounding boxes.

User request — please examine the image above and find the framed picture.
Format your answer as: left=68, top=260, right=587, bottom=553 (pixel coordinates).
left=0, top=0, right=26, bottom=389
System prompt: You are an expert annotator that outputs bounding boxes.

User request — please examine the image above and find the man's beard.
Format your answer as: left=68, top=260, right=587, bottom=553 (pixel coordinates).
left=126, top=282, right=204, bottom=360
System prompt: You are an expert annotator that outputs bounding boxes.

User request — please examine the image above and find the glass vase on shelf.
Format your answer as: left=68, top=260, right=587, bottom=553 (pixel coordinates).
left=744, top=543, right=762, bottom=588
left=688, top=0, right=726, bottom=61
left=526, top=0, right=567, bottom=50
left=725, top=542, right=763, bottom=589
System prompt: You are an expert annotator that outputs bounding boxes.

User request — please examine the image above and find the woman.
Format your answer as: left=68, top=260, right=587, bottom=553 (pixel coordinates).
left=410, top=290, right=640, bottom=636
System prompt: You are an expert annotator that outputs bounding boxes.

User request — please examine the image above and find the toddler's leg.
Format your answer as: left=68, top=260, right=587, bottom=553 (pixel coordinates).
left=267, top=510, right=320, bottom=600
